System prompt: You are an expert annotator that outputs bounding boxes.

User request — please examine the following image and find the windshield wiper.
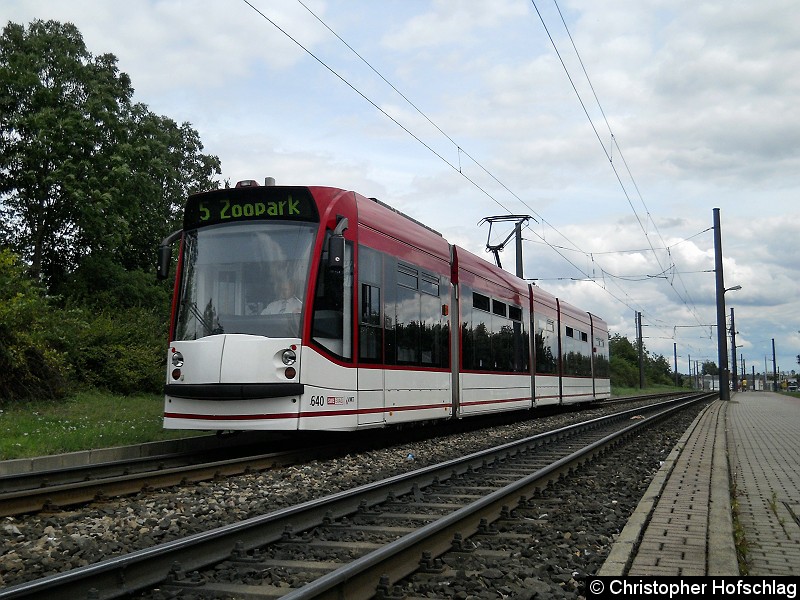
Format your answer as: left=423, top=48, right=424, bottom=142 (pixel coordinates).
left=184, top=300, right=224, bottom=336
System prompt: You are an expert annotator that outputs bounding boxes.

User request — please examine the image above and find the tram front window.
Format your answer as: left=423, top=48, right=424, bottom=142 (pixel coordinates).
left=175, top=222, right=317, bottom=340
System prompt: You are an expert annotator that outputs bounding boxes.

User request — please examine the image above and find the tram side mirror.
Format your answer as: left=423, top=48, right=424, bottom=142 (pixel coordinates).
left=157, top=230, right=183, bottom=280
left=328, top=236, right=345, bottom=272
left=157, top=245, right=172, bottom=280
left=327, top=217, right=349, bottom=272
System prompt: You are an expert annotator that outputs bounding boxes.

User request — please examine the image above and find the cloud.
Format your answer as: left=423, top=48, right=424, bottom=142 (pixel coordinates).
left=4, top=0, right=799, bottom=374
left=381, top=0, right=527, bottom=51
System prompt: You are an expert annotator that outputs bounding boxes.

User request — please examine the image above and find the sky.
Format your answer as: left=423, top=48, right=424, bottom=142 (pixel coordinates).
left=5, top=0, right=800, bottom=381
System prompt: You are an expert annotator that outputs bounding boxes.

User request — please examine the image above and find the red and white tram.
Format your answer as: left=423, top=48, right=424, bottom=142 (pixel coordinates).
left=157, top=179, right=610, bottom=431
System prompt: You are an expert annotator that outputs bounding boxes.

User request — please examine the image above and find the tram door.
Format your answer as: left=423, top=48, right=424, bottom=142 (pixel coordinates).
left=357, top=261, right=385, bottom=426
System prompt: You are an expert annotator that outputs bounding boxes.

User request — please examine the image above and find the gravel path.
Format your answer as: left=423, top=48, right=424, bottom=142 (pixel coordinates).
left=0, top=399, right=708, bottom=596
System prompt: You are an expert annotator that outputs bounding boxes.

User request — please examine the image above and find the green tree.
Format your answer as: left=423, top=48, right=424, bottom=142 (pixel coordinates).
left=609, top=334, right=639, bottom=387
left=609, top=334, right=637, bottom=363
left=57, top=106, right=221, bottom=308
left=609, top=333, right=678, bottom=388
left=701, top=361, right=719, bottom=376
left=0, top=20, right=222, bottom=399
left=646, top=353, right=673, bottom=386
left=0, top=19, right=221, bottom=295
left=110, top=104, right=221, bottom=273
left=0, top=20, right=133, bottom=284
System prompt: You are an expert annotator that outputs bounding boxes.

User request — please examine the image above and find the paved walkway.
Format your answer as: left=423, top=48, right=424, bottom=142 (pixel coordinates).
left=598, top=392, right=800, bottom=576
left=728, top=392, right=800, bottom=574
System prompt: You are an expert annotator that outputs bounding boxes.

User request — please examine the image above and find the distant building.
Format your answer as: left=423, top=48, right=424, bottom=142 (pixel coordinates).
left=703, top=375, right=720, bottom=391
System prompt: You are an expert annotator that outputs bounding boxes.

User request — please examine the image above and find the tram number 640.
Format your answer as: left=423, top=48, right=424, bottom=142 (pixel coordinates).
left=310, top=395, right=325, bottom=407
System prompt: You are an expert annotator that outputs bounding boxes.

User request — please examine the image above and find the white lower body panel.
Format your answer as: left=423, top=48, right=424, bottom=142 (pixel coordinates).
left=534, top=374, right=561, bottom=406
left=384, top=369, right=452, bottom=424
left=458, top=372, right=532, bottom=417
left=561, top=376, right=595, bottom=404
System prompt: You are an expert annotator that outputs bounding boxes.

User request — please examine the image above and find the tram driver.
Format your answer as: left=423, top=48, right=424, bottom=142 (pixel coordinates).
left=262, top=278, right=302, bottom=314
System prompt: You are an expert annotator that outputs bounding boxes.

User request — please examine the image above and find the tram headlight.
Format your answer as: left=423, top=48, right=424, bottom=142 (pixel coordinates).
left=171, top=351, right=184, bottom=368
left=281, top=349, right=297, bottom=366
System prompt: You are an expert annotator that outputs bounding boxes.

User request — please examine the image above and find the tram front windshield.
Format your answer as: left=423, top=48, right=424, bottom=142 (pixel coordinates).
left=175, top=222, right=317, bottom=340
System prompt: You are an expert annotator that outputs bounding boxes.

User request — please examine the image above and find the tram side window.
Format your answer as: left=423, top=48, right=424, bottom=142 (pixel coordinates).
left=460, top=291, right=474, bottom=369
left=473, top=292, right=490, bottom=312
left=360, top=284, right=382, bottom=362
left=578, top=331, right=591, bottom=375
left=492, top=303, right=512, bottom=370
left=396, top=265, right=420, bottom=364
left=594, top=337, right=610, bottom=377
left=420, top=289, right=444, bottom=365
left=471, top=291, right=492, bottom=369
left=421, top=274, right=439, bottom=296
left=492, top=301, right=527, bottom=372
left=311, top=234, right=353, bottom=360
left=535, top=318, right=558, bottom=374
left=492, top=299, right=507, bottom=317
left=511, top=306, right=529, bottom=373
left=393, top=262, right=448, bottom=367
left=563, top=325, right=591, bottom=377
left=463, top=289, right=527, bottom=372
left=358, top=245, right=383, bottom=363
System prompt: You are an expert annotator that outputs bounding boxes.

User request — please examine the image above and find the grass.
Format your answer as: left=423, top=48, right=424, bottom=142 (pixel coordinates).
left=0, top=389, right=203, bottom=460
left=730, top=475, right=749, bottom=574
left=611, top=384, right=688, bottom=397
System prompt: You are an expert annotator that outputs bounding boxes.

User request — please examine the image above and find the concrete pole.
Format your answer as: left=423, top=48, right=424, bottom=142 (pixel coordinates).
left=772, top=338, right=778, bottom=391
left=674, top=343, right=678, bottom=387
left=730, top=307, right=737, bottom=392
left=637, top=312, right=645, bottom=389
left=713, top=208, right=730, bottom=400
left=688, top=353, right=692, bottom=389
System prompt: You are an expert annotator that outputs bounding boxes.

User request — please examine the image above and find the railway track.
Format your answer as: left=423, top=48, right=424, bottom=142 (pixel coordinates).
left=0, top=392, right=714, bottom=600
left=0, top=450, right=292, bottom=518
left=0, top=435, right=375, bottom=518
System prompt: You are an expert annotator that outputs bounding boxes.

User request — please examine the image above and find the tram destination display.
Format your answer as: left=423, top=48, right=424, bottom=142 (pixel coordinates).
left=184, top=186, right=319, bottom=229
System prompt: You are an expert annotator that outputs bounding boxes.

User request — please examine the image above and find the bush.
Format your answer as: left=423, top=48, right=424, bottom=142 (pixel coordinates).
left=0, top=249, right=168, bottom=401
left=0, top=249, right=68, bottom=401
left=52, top=307, right=167, bottom=395
left=610, top=355, right=639, bottom=388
